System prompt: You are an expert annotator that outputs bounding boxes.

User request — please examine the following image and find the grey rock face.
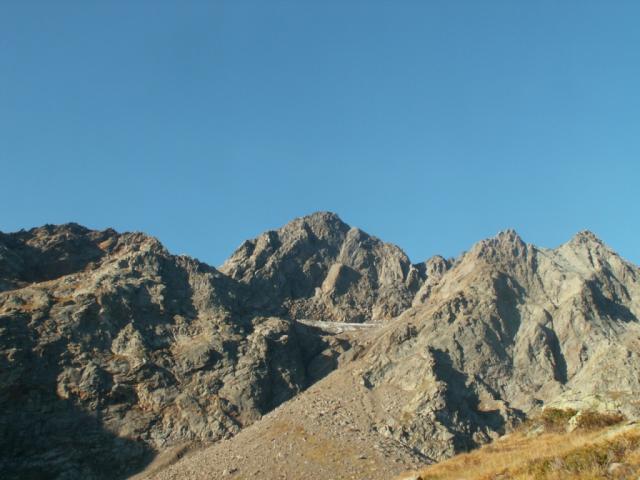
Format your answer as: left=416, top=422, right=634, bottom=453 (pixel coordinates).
left=352, top=229, right=640, bottom=460
left=0, top=222, right=354, bottom=479
left=145, top=225, right=640, bottom=479
left=2, top=216, right=640, bottom=479
left=0, top=223, right=116, bottom=291
left=221, top=212, right=424, bottom=322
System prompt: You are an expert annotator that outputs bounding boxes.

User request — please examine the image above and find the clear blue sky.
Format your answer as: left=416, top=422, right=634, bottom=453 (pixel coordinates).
left=1, top=1, right=639, bottom=266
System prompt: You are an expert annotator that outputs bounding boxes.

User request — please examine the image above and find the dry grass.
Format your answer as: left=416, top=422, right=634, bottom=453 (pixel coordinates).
left=533, top=407, right=578, bottom=432
left=53, top=294, right=75, bottom=304
left=524, top=407, right=625, bottom=433
left=574, top=410, right=626, bottom=431
left=521, top=431, right=640, bottom=479
left=399, top=410, right=637, bottom=480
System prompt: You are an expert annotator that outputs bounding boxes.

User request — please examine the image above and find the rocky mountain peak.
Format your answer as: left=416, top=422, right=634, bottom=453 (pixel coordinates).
left=271, top=211, right=350, bottom=245
left=471, top=229, right=527, bottom=259
left=0, top=223, right=120, bottom=291
left=564, top=229, right=610, bottom=256
left=433, top=229, right=533, bottom=291
left=221, top=213, right=423, bottom=322
left=572, top=229, right=604, bottom=244
left=342, top=230, right=640, bottom=464
left=551, top=229, right=630, bottom=279
left=299, top=210, right=350, bottom=234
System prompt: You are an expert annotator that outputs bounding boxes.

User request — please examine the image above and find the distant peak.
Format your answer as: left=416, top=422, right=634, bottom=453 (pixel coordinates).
left=495, top=229, right=523, bottom=242
left=468, top=228, right=527, bottom=261
left=571, top=230, right=604, bottom=245
left=301, top=211, right=344, bottom=224
left=563, top=230, right=612, bottom=257
left=33, top=222, right=92, bottom=235
left=278, top=211, right=345, bottom=229
left=285, top=211, right=350, bottom=236
left=479, top=229, right=526, bottom=249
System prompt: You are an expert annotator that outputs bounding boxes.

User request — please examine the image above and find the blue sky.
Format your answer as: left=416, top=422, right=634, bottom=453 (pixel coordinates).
left=1, top=1, right=639, bottom=266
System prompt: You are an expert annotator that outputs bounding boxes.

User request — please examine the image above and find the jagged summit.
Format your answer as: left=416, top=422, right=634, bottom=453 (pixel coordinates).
left=291, top=210, right=345, bottom=222
left=564, top=229, right=611, bottom=255
left=300, top=210, right=348, bottom=226
left=572, top=229, right=604, bottom=243
left=221, top=212, right=423, bottom=322
left=496, top=227, right=521, bottom=239
left=469, top=228, right=527, bottom=260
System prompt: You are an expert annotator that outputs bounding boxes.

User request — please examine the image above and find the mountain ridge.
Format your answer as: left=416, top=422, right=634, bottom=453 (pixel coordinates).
left=1, top=212, right=638, bottom=480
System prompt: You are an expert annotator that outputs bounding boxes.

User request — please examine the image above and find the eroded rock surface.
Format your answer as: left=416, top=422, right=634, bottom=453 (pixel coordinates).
left=220, top=212, right=425, bottom=323
left=0, top=219, right=361, bottom=479
left=351, top=229, right=640, bottom=461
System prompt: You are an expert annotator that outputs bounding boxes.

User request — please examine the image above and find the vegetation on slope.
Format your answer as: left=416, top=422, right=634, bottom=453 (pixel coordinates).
left=398, top=409, right=639, bottom=480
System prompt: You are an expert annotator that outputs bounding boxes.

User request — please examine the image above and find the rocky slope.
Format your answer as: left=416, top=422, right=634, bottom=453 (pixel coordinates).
left=397, top=410, right=640, bottom=480
left=144, top=228, right=640, bottom=480
left=1, top=214, right=639, bottom=480
left=0, top=214, right=421, bottom=479
left=348, top=229, right=640, bottom=462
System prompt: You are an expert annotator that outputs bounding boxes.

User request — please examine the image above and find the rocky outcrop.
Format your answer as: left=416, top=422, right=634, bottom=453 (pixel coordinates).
left=0, top=223, right=116, bottom=291
left=220, top=212, right=424, bottom=323
left=411, top=255, right=453, bottom=306
left=0, top=222, right=355, bottom=479
left=351, top=229, right=640, bottom=460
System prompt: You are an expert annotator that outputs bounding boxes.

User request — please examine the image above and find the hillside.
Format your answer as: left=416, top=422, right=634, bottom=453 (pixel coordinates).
left=0, top=213, right=426, bottom=479
left=396, top=409, right=640, bottom=480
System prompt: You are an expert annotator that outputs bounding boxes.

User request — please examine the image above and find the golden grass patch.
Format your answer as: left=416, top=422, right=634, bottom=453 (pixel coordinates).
left=402, top=410, right=637, bottom=480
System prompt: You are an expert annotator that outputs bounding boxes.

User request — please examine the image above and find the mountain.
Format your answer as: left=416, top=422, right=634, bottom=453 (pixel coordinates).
left=144, top=228, right=640, bottom=480
left=348, top=228, right=640, bottom=461
left=1, top=215, right=639, bottom=480
left=220, top=211, right=425, bottom=322
left=0, top=214, right=423, bottom=479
